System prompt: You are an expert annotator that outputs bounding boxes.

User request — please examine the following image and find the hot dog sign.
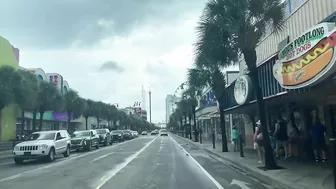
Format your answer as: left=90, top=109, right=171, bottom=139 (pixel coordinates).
left=273, top=22, right=336, bottom=89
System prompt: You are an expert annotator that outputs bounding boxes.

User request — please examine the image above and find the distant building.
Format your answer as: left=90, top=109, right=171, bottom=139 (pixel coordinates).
left=165, top=95, right=180, bottom=123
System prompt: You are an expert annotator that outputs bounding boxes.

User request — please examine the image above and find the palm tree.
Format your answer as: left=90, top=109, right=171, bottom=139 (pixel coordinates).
left=36, top=82, right=62, bottom=131
left=170, top=108, right=183, bottom=134
left=83, top=99, right=93, bottom=130
left=92, top=101, right=104, bottom=129
left=14, top=70, right=38, bottom=136
left=0, top=66, right=21, bottom=111
left=177, top=99, right=190, bottom=138
left=201, top=0, right=286, bottom=169
left=182, top=87, right=199, bottom=141
left=63, top=90, right=83, bottom=131
left=106, top=104, right=118, bottom=129
left=188, top=62, right=228, bottom=151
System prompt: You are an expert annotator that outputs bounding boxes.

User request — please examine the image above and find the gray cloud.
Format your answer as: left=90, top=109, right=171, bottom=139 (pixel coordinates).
left=0, top=0, right=204, bottom=49
left=99, top=61, right=124, bottom=73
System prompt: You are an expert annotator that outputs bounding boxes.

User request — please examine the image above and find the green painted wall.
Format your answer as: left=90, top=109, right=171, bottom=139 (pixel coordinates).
left=0, top=36, right=19, bottom=141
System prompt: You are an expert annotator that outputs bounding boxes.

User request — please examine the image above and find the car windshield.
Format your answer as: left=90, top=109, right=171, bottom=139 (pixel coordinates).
left=123, top=131, right=131, bottom=134
left=160, top=129, right=167, bottom=132
left=96, top=130, right=107, bottom=134
left=72, top=131, right=90, bottom=137
left=112, top=131, right=122, bottom=134
left=26, top=132, right=56, bottom=141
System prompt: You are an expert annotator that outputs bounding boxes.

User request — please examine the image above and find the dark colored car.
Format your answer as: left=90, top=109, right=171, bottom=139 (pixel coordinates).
left=122, top=130, right=132, bottom=140
left=96, top=129, right=112, bottom=146
left=71, top=130, right=99, bottom=151
left=111, top=130, right=124, bottom=142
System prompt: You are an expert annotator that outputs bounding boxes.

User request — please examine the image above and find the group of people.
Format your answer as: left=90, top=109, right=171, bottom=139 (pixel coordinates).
left=253, top=111, right=327, bottom=164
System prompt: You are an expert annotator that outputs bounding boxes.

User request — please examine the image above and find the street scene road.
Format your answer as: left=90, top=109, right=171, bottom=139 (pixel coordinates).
left=0, top=135, right=275, bottom=189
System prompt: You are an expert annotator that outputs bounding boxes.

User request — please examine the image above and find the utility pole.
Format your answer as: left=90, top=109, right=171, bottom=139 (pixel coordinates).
left=149, top=90, right=152, bottom=123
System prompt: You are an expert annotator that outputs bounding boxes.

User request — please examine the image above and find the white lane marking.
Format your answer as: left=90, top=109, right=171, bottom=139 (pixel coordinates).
left=0, top=153, right=80, bottom=166
left=92, top=152, right=115, bottom=162
left=0, top=162, right=12, bottom=166
left=171, top=137, right=225, bottom=189
left=94, top=137, right=157, bottom=189
left=0, top=138, right=140, bottom=183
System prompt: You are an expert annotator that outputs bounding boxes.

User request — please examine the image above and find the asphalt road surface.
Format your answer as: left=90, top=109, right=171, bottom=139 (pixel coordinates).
left=0, top=135, right=276, bottom=189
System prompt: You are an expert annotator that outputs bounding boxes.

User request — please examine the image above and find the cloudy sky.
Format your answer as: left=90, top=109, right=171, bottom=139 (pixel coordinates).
left=0, top=0, right=235, bottom=123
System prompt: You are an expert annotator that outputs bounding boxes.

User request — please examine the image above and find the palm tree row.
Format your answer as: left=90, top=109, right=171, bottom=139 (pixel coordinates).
left=0, top=66, right=154, bottom=135
left=167, top=88, right=198, bottom=141
left=169, top=0, right=286, bottom=169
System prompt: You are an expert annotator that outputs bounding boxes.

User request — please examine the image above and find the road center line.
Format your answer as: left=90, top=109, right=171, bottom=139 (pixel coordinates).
left=94, top=137, right=157, bottom=189
left=171, top=137, right=225, bottom=189
left=92, top=152, right=115, bottom=162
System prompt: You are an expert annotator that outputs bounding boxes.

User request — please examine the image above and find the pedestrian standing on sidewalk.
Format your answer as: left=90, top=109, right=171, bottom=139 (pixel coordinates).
left=311, top=111, right=327, bottom=162
left=232, top=126, right=238, bottom=152
left=253, top=120, right=264, bottom=164
left=274, top=116, right=289, bottom=159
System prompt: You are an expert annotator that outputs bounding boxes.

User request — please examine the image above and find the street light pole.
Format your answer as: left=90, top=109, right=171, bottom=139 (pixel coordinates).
left=149, top=90, right=152, bottom=123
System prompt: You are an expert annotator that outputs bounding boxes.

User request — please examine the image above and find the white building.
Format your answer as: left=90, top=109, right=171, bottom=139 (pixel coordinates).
left=165, top=95, right=180, bottom=123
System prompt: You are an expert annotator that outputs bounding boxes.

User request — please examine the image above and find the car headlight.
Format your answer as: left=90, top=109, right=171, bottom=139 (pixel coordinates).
left=118, top=134, right=121, bottom=136
left=83, top=139, right=87, bottom=145
left=39, top=144, right=48, bottom=150
left=14, top=146, right=20, bottom=151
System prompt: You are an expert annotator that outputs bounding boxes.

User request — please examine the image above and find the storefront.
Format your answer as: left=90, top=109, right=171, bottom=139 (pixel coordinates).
left=224, top=12, right=336, bottom=158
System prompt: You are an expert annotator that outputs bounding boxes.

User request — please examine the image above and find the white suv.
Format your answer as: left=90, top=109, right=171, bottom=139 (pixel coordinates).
left=13, top=130, right=71, bottom=164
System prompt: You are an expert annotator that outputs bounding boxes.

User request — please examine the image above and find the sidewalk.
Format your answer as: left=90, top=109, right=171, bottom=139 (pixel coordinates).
left=175, top=134, right=333, bottom=189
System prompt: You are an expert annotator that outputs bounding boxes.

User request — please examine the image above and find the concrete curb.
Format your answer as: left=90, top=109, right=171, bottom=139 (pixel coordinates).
left=173, top=134, right=300, bottom=189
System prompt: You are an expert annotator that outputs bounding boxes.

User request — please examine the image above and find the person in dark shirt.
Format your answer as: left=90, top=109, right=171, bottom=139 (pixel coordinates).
left=311, top=114, right=327, bottom=162
left=274, top=116, right=288, bottom=159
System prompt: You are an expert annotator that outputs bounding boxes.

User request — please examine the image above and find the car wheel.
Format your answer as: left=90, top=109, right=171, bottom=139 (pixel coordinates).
left=104, top=140, right=107, bottom=146
left=47, top=147, right=55, bottom=162
left=109, top=140, right=113, bottom=145
left=63, top=145, right=70, bottom=157
left=96, top=143, right=99, bottom=149
left=14, top=158, right=23, bottom=165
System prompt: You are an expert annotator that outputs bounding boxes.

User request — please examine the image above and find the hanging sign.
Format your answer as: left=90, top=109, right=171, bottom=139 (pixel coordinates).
left=234, top=75, right=253, bottom=105
left=273, top=22, right=336, bottom=89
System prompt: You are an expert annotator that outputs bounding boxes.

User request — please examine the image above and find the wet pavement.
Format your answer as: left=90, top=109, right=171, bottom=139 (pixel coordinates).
left=0, top=135, right=276, bottom=189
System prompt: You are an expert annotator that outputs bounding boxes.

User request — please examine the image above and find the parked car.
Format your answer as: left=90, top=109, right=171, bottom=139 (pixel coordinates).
left=96, top=129, right=112, bottom=146
left=141, top=131, right=148, bottom=135
left=131, top=131, right=139, bottom=138
left=150, top=131, right=157, bottom=135
left=111, top=130, right=124, bottom=142
left=159, top=129, right=168, bottom=136
left=122, top=130, right=132, bottom=140
left=71, top=130, right=99, bottom=151
left=13, top=130, right=71, bottom=164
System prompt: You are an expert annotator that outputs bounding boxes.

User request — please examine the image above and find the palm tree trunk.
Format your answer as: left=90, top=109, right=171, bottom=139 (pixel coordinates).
left=85, top=117, right=88, bottom=130
left=219, top=103, right=228, bottom=152
left=21, top=110, right=25, bottom=136
left=244, top=48, right=277, bottom=169
left=67, top=111, right=71, bottom=132
left=188, top=115, right=192, bottom=140
left=32, top=110, right=37, bottom=131
left=184, top=116, right=187, bottom=138
left=38, top=111, right=44, bottom=131
left=192, top=107, right=198, bottom=142
left=179, top=119, right=183, bottom=136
